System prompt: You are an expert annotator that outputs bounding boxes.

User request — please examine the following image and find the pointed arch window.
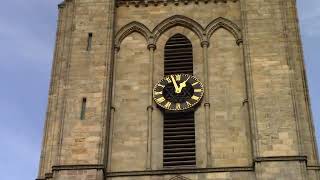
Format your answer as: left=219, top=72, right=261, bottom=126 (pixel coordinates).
left=163, top=34, right=196, bottom=168
left=164, top=34, right=193, bottom=75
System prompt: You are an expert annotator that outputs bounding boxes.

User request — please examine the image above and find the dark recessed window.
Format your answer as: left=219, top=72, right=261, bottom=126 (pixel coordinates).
left=163, top=34, right=196, bottom=168
left=80, top=97, right=87, bottom=120
left=87, top=33, right=93, bottom=51
left=164, top=33, right=193, bottom=75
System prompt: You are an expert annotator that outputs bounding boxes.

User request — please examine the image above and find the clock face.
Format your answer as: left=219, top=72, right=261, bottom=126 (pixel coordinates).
left=153, top=74, right=204, bottom=111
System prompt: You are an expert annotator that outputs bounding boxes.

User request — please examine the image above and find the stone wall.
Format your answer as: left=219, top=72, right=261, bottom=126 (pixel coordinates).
left=37, top=0, right=116, bottom=179
left=208, top=28, right=251, bottom=167
left=110, top=32, right=149, bottom=171
left=36, top=0, right=320, bottom=179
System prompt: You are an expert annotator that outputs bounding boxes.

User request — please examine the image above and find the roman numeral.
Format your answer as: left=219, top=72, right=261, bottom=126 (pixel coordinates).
left=165, top=77, right=172, bottom=83
left=164, top=102, right=172, bottom=109
left=186, top=101, right=192, bottom=107
left=191, top=95, right=200, bottom=101
left=176, top=103, right=181, bottom=110
left=158, top=84, right=165, bottom=88
left=192, top=82, right=199, bottom=86
left=154, top=91, right=163, bottom=95
left=175, top=74, right=181, bottom=81
left=156, top=97, right=165, bottom=103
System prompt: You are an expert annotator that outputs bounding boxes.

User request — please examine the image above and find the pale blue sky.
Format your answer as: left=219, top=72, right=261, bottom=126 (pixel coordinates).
left=0, top=1, right=319, bottom=180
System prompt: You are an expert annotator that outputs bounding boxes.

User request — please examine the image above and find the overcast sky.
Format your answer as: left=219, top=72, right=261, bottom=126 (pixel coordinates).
left=0, top=1, right=319, bottom=180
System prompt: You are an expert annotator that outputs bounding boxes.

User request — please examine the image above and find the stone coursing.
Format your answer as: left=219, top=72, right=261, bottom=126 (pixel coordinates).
left=37, top=0, right=320, bottom=179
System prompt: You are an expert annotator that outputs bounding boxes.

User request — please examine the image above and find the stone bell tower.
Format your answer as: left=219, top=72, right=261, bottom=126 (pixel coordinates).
left=37, top=0, right=320, bottom=179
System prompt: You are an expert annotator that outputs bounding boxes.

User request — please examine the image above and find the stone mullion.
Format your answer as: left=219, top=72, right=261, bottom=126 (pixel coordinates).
left=107, top=48, right=119, bottom=172
left=239, top=0, right=259, bottom=159
left=99, top=0, right=117, bottom=167
left=146, top=44, right=156, bottom=170
left=201, top=41, right=212, bottom=168
left=238, top=41, right=255, bottom=165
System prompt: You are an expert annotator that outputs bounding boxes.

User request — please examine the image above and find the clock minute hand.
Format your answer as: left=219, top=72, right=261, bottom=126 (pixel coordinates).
left=170, top=75, right=180, bottom=93
left=177, top=76, right=190, bottom=93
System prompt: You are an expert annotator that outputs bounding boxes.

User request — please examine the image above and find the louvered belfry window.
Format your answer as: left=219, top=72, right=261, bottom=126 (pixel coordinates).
left=164, top=34, right=193, bottom=75
left=163, top=34, right=196, bottom=168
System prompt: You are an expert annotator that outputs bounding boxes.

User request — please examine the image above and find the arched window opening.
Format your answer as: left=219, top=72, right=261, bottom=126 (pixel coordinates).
left=164, top=34, right=193, bottom=75
left=163, top=34, right=196, bottom=168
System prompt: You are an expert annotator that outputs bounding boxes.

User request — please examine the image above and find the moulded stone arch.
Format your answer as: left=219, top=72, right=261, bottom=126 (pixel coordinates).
left=205, top=17, right=242, bottom=44
left=154, top=25, right=203, bottom=75
left=156, top=26, right=200, bottom=47
left=115, top=21, right=151, bottom=48
left=153, top=15, right=205, bottom=44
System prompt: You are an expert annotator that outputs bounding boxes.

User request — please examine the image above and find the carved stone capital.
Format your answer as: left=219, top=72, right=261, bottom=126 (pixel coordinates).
left=236, top=38, right=243, bottom=45
left=147, top=105, right=154, bottom=111
left=147, top=44, right=157, bottom=50
left=204, top=102, right=211, bottom=107
left=201, top=41, right=210, bottom=48
left=114, top=46, right=120, bottom=52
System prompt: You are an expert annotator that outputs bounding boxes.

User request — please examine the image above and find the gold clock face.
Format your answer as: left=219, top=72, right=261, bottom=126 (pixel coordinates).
left=153, top=74, right=204, bottom=111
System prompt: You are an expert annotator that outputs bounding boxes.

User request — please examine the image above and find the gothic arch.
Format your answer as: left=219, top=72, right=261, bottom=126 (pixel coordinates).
left=205, top=17, right=242, bottom=44
left=115, top=21, right=151, bottom=47
left=153, top=15, right=205, bottom=44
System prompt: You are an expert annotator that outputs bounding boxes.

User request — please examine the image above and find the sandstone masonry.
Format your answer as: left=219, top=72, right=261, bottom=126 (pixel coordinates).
left=37, top=0, right=320, bottom=179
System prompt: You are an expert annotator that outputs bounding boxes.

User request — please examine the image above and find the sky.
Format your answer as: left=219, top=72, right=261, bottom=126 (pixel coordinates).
left=0, top=1, right=319, bottom=180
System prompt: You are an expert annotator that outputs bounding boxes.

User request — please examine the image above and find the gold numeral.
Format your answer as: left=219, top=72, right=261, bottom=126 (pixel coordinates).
left=156, top=97, right=165, bottom=103
left=186, top=101, right=192, bottom=107
left=165, top=77, right=172, bottom=83
left=194, top=89, right=202, bottom=93
left=154, top=91, right=163, bottom=95
left=158, top=84, right=165, bottom=88
left=164, top=102, right=172, bottom=109
left=192, top=82, right=199, bottom=86
left=191, top=95, right=200, bottom=100
left=175, top=74, right=181, bottom=81
left=176, top=103, right=181, bottom=110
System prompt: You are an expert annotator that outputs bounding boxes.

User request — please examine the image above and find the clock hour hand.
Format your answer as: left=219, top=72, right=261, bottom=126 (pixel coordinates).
left=177, top=76, right=190, bottom=93
left=170, top=75, right=180, bottom=94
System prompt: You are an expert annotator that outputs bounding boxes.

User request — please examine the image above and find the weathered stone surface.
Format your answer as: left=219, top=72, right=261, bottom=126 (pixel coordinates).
left=37, top=0, right=320, bottom=179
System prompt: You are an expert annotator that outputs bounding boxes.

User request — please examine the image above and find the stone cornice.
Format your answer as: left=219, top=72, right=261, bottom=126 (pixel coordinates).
left=255, top=156, right=308, bottom=163
left=116, top=0, right=238, bottom=7
left=52, top=164, right=105, bottom=171
left=36, top=157, right=320, bottom=180
left=307, top=166, right=320, bottom=170
left=106, top=166, right=253, bottom=177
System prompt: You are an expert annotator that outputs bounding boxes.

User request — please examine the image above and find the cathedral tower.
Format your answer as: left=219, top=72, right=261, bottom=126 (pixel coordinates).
left=37, top=0, right=320, bottom=179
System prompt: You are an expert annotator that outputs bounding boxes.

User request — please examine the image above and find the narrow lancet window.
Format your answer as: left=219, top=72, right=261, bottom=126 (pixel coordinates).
left=80, top=97, right=87, bottom=120
left=87, top=33, right=93, bottom=51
